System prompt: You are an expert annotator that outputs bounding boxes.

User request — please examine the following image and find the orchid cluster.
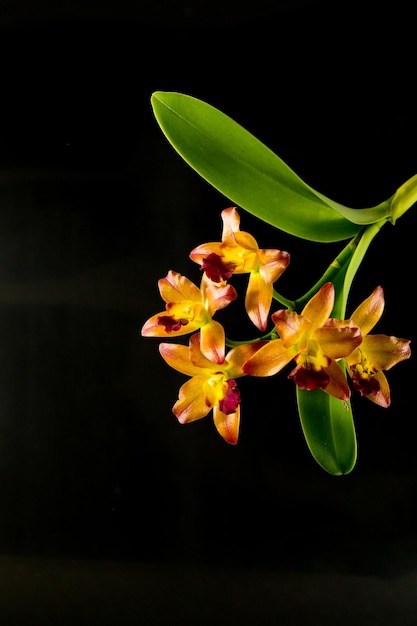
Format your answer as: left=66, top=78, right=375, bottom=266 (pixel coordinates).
left=144, top=91, right=414, bottom=474
left=142, top=207, right=411, bottom=447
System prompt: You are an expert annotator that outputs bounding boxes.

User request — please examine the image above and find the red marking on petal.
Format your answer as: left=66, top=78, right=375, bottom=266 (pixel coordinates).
left=219, top=379, right=240, bottom=414
left=201, top=253, right=236, bottom=283
left=289, top=364, right=330, bottom=391
left=351, top=370, right=380, bottom=397
left=157, top=315, right=189, bottom=333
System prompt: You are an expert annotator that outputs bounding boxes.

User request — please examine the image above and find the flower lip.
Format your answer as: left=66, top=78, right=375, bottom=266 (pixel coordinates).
left=219, top=379, right=241, bottom=414
left=201, top=253, right=236, bottom=283
left=157, top=315, right=189, bottom=332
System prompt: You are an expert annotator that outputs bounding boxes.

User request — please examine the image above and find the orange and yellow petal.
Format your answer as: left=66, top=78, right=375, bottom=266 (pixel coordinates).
left=363, top=370, right=391, bottom=408
left=173, top=376, right=213, bottom=423
left=245, top=271, right=273, bottom=331
left=301, top=282, right=334, bottom=329
left=225, top=341, right=269, bottom=376
left=202, top=274, right=237, bottom=315
left=159, top=341, right=205, bottom=377
left=351, top=286, right=384, bottom=335
left=359, top=334, right=411, bottom=371
left=158, top=270, right=202, bottom=303
left=221, top=207, right=240, bottom=239
left=213, top=405, right=240, bottom=445
left=258, top=248, right=290, bottom=284
left=322, top=360, right=351, bottom=401
left=242, top=339, right=295, bottom=377
left=200, top=319, right=226, bottom=364
left=314, top=320, right=362, bottom=359
left=141, top=312, right=201, bottom=338
left=189, top=242, right=225, bottom=266
left=272, top=309, right=311, bottom=347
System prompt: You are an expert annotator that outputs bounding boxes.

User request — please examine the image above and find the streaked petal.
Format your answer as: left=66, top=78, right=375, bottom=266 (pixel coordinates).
left=233, top=230, right=259, bottom=252
left=323, top=360, right=351, bottom=401
left=226, top=341, right=269, bottom=376
left=314, top=320, right=362, bottom=359
left=173, top=377, right=212, bottom=423
left=221, top=207, right=240, bottom=239
left=302, top=282, right=334, bottom=328
left=213, top=405, right=240, bottom=444
left=258, top=248, right=290, bottom=283
left=200, top=319, right=226, bottom=364
left=361, top=334, right=411, bottom=371
left=158, top=270, right=201, bottom=303
left=202, top=274, right=237, bottom=314
left=159, top=342, right=204, bottom=377
left=365, top=370, right=391, bottom=408
left=245, top=271, right=272, bottom=331
left=351, top=286, right=384, bottom=335
left=272, top=309, right=311, bottom=347
left=242, top=339, right=295, bottom=376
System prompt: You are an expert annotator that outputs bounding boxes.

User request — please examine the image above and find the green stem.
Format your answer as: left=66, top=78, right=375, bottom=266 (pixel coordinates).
left=272, top=289, right=295, bottom=310
left=225, top=328, right=276, bottom=348
left=294, top=232, right=362, bottom=312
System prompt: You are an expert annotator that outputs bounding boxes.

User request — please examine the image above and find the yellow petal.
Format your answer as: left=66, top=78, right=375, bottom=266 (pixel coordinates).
left=301, top=282, right=334, bottom=328
left=213, top=405, right=240, bottom=444
left=258, top=248, right=290, bottom=283
left=233, top=230, right=259, bottom=253
left=314, top=320, right=362, bottom=359
left=272, top=309, right=311, bottom=347
left=361, top=334, right=411, bottom=371
left=202, top=274, right=237, bottom=315
left=245, top=271, right=272, bottom=331
left=159, top=342, right=204, bottom=377
left=242, top=339, right=295, bottom=376
left=225, top=341, right=269, bottom=377
left=200, top=319, right=226, bottom=364
left=351, top=286, right=384, bottom=335
left=322, top=359, right=351, bottom=401
left=365, top=370, right=391, bottom=407
left=189, top=242, right=224, bottom=265
left=173, top=377, right=212, bottom=423
left=221, top=207, right=240, bottom=239
left=158, top=270, right=201, bottom=304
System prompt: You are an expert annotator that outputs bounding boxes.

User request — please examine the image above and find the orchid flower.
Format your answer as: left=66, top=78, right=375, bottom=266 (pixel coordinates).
left=159, top=332, right=265, bottom=444
left=190, top=207, right=290, bottom=331
left=141, top=270, right=236, bottom=363
left=344, top=286, right=411, bottom=407
left=243, top=282, right=362, bottom=401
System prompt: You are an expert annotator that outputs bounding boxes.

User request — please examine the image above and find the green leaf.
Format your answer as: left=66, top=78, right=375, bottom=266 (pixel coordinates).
left=296, top=386, right=357, bottom=475
left=151, top=91, right=391, bottom=242
left=390, top=173, right=417, bottom=223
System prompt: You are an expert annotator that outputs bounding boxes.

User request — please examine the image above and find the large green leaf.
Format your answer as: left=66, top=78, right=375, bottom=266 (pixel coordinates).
left=296, top=386, right=357, bottom=475
left=151, top=91, right=391, bottom=242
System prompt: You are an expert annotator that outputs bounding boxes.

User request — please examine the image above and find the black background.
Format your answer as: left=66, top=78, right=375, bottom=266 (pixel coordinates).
left=0, top=1, right=416, bottom=624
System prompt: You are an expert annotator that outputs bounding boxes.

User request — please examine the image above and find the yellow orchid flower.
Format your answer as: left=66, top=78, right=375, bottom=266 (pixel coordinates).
left=190, top=207, right=290, bottom=332
left=159, top=333, right=266, bottom=444
left=345, top=286, right=411, bottom=407
left=141, top=270, right=236, bottom=364
left=243, top=282, right=362, bottom=401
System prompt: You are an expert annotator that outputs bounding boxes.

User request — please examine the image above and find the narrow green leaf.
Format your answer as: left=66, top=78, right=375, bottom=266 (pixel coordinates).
left=151, top=91, right=391, bottom=241
left=296, top=386, right=357, bottom=475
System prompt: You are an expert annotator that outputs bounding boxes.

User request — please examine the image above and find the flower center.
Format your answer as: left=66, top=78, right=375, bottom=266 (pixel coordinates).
left=157, top=301, right=203, bottom=332
left=203, top=375, right=240, bottom=414
left=350, top=356, right=380, bottom=397
left=290, top=340, right=331, bottom=391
